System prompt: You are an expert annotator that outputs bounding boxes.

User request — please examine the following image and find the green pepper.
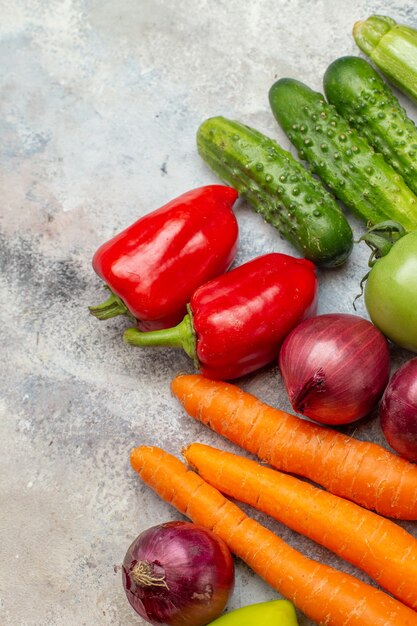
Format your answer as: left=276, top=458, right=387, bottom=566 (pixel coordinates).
left=358, top=222, right=417, bottom=352
left=207, top=599, right=298, bottom=625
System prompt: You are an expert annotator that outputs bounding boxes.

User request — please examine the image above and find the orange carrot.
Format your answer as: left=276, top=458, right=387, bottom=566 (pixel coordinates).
left=131, top=445, right=417, bottom=626
left=171, top=374, right=417, bottom=519
left=183, top=442, right=417, bottom=610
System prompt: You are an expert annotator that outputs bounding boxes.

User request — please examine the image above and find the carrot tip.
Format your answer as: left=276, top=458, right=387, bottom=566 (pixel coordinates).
left=130, top=446, right=150, bottom=472
left=130, top=447, right=139, bottom=468
left=181, top=443, right=191, bottom=457
left=182, top=443, right=199, bottom=472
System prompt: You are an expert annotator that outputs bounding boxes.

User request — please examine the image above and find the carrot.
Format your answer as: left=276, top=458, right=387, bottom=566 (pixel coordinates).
left=183, top=442, right=417, bottom=610
left=171, top=374, right=417, bottom=519
left=131, top=445, right=417, bottom=626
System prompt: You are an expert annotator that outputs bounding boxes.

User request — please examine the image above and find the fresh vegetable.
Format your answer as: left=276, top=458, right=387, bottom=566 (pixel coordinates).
left=324, top=56, right=417, bottom=196
left=278, top=313, right=390, bottom=424
left=131, top=445, right=417, bottom=626
left=379, top=357, right=417, bottom=462
left=359, top=221, right=417, bottom=352
left=124, top=253, right=317, bottom=380
left=353, top=15, right=417, bottom=104
left=122, top=520, right=234, bottom=626
left=206, top=600, right=298, bottom=626
left=268, top=78, right=417, bottom=230
left=89, top=185, right=239, bottom=331
left=196, top=116, right=353, bottom=267
left=184, top=442, right=417, bottom=609
left=171, top=374, right=417, bottom=519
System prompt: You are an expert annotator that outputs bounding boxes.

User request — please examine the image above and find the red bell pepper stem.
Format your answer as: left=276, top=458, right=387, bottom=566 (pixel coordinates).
left=124, top=309, right=198, bottom=366
left=89, top=289, right=131, bottom=320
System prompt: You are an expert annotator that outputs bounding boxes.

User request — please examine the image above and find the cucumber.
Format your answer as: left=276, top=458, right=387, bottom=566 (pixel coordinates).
left=353, top=15, right=417, bottom=105
left=269, top=78, right=417, bottom=231
left=324, top=56, right=417, bottom=196
left=196, top=116, right=353, bottom=267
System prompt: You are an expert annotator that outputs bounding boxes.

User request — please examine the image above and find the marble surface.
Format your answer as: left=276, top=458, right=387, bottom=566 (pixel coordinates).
left=1, top=1, right=416, bottom=624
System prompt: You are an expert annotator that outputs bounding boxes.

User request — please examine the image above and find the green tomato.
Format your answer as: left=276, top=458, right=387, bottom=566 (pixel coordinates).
left=365, top=230, right=417, bottom=351
left=207, top=599, right=298, bottom=626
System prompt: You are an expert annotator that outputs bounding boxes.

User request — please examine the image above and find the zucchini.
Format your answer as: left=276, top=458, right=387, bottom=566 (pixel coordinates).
left=353, top=15, right=417, bottom=104
left=269, top=78, right=417, bottom=231
left=196, top=116, right=353, bottom=267
left=324, top=56, right=417, bottom=196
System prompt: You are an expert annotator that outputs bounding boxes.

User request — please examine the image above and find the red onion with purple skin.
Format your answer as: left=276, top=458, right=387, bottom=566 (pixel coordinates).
left=279, top=313, right=390, bottom=425
left=379, top=357, right=417, bottom=462
left=122, top=521, right=234, bottom=626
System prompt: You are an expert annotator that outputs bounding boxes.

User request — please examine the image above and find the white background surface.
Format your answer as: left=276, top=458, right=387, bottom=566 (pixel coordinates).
left=1, top=1, right=416, bottom=624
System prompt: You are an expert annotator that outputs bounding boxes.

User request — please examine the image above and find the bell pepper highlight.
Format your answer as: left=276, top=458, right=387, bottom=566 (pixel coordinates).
left=124, top=252, right=318, bottom=380
left=207, top=600, right=298, bottom=626
left=89, top=185, right=239, bottom=331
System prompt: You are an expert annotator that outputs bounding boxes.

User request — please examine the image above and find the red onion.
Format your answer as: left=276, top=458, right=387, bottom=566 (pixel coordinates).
left=122, top=521, right=234, bottom=626
left=379, top=357, right=417, bottom=462
left=279, top=313, right=390, bottom=425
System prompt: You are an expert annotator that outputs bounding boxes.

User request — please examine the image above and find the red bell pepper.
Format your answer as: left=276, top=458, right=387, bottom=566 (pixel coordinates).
left=89, top=185, right=239, bottom=331
left=124, top=253, right=318, bottom=379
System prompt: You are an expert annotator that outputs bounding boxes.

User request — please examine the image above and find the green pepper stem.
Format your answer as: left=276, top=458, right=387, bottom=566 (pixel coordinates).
left=123, top=311, right=198, bottom=366
left=89, top=289, right=131, bottom=320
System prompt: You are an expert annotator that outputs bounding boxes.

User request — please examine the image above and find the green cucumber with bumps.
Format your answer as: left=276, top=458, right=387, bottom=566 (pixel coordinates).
left=324, top=56, right=417, bottom=196
left=196, top=116, right=353, bottom=267
left=269, top=78, right=417, bottom=231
